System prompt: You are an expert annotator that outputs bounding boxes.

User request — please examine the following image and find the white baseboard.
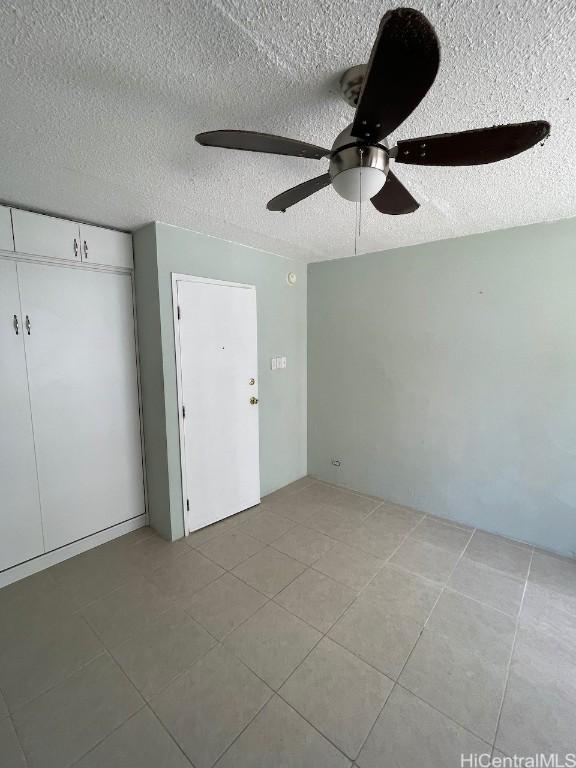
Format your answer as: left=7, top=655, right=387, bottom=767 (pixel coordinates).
left=0, top=515, right=148, bottom=589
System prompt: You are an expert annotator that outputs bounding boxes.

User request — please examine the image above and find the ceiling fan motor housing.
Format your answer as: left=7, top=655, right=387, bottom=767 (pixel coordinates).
left=329, top=124, right=389, bottom=201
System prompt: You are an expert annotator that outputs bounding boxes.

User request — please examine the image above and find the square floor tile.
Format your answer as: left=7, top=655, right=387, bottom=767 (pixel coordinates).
left=427, top=590, right=516, bottom=661
left=0, top=615, right=104, bottom=712
left=520, top=582, right=576, bottom=640
left=0, top=572, right=78, bottom=651
left=363, top=565, right=442, bottom=623
left=197, top=531, right=265, bottom=570
left=329, top=593, right=424, bottom=679
left=146, top=548, right=225, bottom=604
left=280, top=637, right=393, bottom=759
left=232, top=547, right=306, bottom=597
left=496, top=669, right=576, bottom=757
left=313, top=543, right=385, bottom=592
left=357, top=685, right=488, bottom=768
left=0, top=717, right=26, bottom=768
left=448, top=558, right=526, bottom=616
left=307, top=505, right=371, bottom=538
left=225, top=602, right=321, bottom=689
left=151, top=644, right=272, bottom=768
left=300, top=484, right=379, bottom=515
left=186, top=514, right=243, bottom=548
left=111, top=607, right=216, bottom=699
left=338, top=524, right=406, bottom=559
left=262, top=477, right=316, bottom=504
left=13, top=654, right=143, bottom=768
left=237, top=508, right=296, bottom=543
left=363, top=505, right=424, bottom=537
left=263, top=493, right=329, bottom=525
left=73, top=708, right=191, bottom=768
left=272, top=525, right=337, bottom=565
left=389, top=538, right=460, bottom=583
left=81, top=579, right=174, bottom=648
left=512, top=621, right=576, bottom=700
left=529, top=551, right=576, bottom=611
left=49, top=545, right=141, bottom=608
left=464, top=531, right=532, bottom=579
left=409, top=518, right=472, bottom=553
left=184, top=572, right=268, bottom=640
left=123, top=536, right=190, bottom=573
left=215, top=695, right=351, bottom=768
left=275, top=568, right=356, bottom=633
left=399, top=629, right=507, bottom=742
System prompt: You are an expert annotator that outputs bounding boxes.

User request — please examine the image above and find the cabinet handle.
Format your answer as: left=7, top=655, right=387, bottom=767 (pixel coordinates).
left=73, top=238, right=79, bottom=259
left=13, top=314, right=19, bottom=335
left=25, top=315, right=31, bottom=335
left=83, top=240, right=88, bottom=259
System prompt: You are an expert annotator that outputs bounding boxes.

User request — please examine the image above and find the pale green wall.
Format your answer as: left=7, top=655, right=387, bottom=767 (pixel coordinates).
left=134, top=222, right=307, bottom=540
left=308, top=219, right=576, bottom=556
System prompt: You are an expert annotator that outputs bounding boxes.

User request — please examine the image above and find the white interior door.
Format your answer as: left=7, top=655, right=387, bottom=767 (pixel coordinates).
left=0, top=261, right=44, bottom=571
left=175, top=277, right=260, bottom=532
left=18, top=262, right=145, bottom=550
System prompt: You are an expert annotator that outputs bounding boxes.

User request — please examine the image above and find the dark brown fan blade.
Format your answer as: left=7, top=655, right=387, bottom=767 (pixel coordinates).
left=267, top=173, right=332, bottom=211
left=395, top=121, right=550, bottom=166
left=195, top=130, right=330, bottom=159
left=371, top=171, right=419, bottom=215
left=351, top=8, right=440, bottom=143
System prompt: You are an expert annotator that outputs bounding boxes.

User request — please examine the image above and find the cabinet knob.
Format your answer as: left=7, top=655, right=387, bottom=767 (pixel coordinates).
left=13, top=314, right=19, bottom=335
left=73, top=238, right=79, bottom=259
left=25, top=315, right=31, bottom=335
left=83, top=240, right=88, bottom=259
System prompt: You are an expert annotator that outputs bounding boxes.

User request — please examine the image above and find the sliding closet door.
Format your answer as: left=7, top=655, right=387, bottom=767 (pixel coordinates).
left=0, top=261, right=44, bottom=570
left=18, top=262, right=144, bottom=550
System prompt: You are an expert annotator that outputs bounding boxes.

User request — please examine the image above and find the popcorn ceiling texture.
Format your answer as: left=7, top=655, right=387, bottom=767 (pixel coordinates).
left=0, top=0, right=574, bottom=262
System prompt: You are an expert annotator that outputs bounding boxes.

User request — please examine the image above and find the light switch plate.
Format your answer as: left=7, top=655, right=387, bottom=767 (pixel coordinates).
left=281, top=357, right=287, bottom=369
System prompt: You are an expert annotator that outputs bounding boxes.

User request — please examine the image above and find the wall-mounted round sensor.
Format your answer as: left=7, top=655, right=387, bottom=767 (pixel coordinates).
left=287, top=272, right=297, bottom=286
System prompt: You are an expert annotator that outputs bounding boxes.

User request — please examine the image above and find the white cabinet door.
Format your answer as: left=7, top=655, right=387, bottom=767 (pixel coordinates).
left=0, top=206, right=14, bottom=251
left=175, top=277, right=260, bottom=532
left=79, top=224, right=133, bottom=268
left=0, top=261, right=44, bottom=571
left=18, top=262, right=144, bottom=550
left=12, top=208, right=80, bottom=261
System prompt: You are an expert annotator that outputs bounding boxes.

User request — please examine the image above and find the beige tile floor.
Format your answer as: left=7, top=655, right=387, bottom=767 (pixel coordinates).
left=1, top=477, right=575, bottom=767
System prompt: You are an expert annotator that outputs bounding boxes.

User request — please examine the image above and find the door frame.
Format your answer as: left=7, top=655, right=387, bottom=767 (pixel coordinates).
left=171, top=273, right=258, bottom=534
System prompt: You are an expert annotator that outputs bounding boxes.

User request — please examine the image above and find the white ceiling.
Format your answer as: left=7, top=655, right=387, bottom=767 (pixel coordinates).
left=0, top=0, right=574, bottom=262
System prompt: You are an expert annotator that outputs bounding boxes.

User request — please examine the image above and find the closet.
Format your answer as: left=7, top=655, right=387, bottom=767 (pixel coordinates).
left=0, top=205, right=145, bottom=574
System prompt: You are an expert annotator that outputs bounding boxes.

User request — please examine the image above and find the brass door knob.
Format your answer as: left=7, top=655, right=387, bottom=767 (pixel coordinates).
left=250, top=397, right=259, bottom=405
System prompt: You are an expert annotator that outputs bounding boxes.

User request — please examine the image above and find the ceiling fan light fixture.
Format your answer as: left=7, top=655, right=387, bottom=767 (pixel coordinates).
left=331, top=166, right=386, bottom=202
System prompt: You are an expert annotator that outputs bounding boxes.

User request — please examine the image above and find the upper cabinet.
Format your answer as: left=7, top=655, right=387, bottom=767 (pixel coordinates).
left=12, top=208, right=81, bottom=261
left=10, top=208, right=133, bottom=269
left=0, top=205, right=14, bottom=251
left=79, top=223, right=133, bottom=268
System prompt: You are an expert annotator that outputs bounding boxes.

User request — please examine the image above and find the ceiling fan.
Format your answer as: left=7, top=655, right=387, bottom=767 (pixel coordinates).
left=195, top=7, right=550, bottom=215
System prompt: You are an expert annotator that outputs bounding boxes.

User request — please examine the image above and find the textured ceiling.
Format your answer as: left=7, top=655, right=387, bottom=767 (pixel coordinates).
left=0, top=0, right=574, bottom=262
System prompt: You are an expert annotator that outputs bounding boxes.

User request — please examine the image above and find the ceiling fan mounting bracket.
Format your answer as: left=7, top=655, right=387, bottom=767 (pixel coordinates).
left=339, top=65, right=368, bottom=108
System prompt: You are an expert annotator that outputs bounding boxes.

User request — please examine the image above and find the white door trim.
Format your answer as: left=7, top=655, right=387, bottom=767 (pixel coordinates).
left=171, top=273, right=258, bottom=534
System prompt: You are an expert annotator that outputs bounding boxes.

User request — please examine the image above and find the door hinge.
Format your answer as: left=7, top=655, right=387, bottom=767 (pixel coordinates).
left=186, top=499, right=190, bottom=511
left=177, top=305, right=181, bottom=320
left=182, top=405, right=186, bottom=419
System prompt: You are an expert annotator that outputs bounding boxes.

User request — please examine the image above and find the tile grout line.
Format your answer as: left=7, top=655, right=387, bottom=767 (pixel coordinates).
left=348, top=524, right=478, bottom=762
left=490, top=546, right=535, bottom=758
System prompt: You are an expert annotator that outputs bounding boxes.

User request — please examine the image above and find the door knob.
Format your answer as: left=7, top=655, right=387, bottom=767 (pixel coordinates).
left=250, top=397, right=259, bottom=405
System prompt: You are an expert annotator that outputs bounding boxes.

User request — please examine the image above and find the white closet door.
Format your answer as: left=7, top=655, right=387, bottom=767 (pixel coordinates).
left=18, top=262, right=144, bottom=550
left=0, top=261, right=44, bottom=571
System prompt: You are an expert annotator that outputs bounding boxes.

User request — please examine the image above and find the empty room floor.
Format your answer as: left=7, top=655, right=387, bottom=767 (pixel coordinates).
left=1, top=478, right=575, bottom=768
